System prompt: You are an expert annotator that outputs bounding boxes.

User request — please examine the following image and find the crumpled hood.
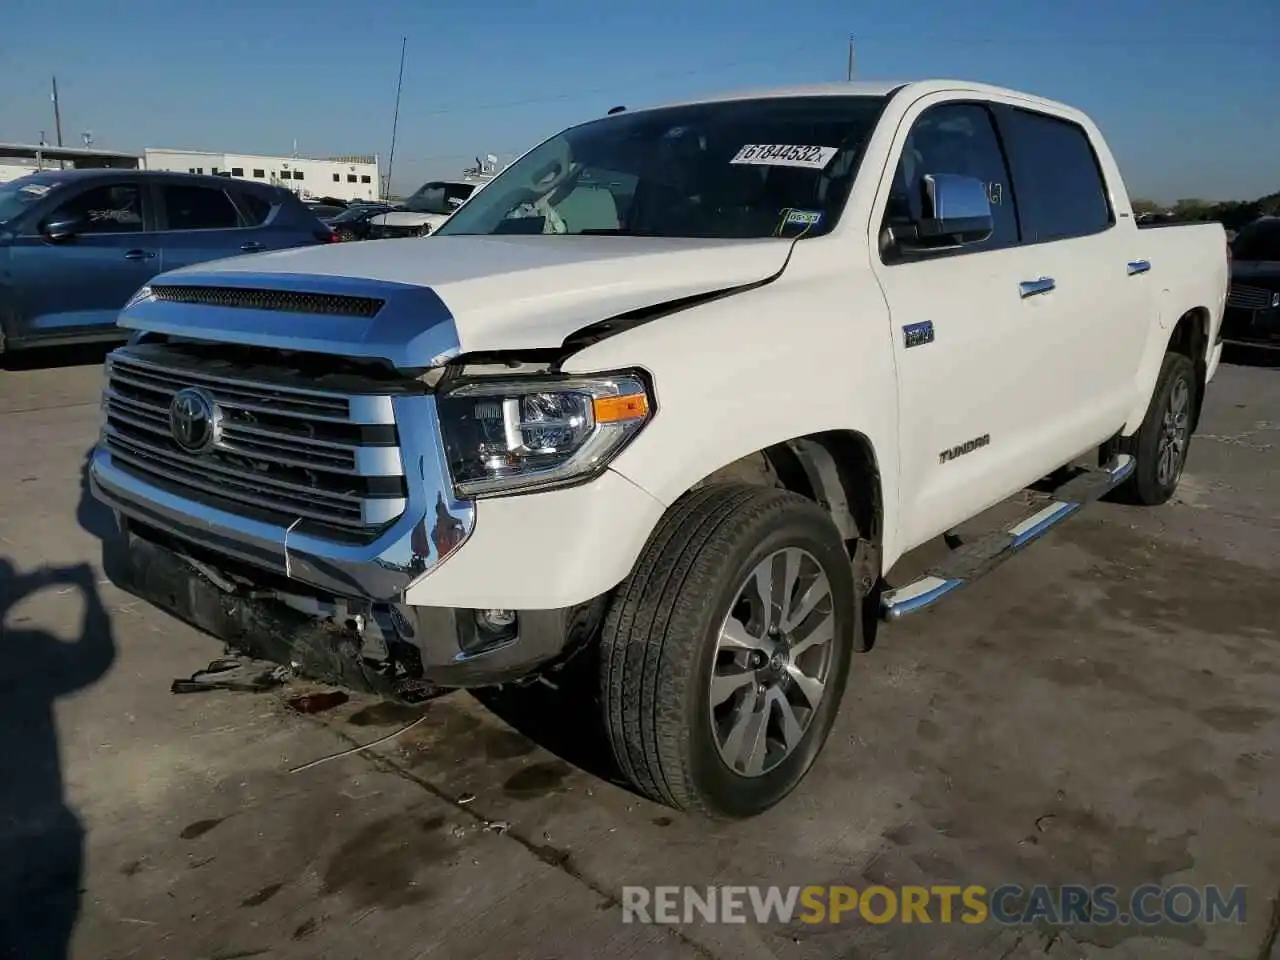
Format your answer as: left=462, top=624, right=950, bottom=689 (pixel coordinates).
left=122, top=235, right=791, bottom=364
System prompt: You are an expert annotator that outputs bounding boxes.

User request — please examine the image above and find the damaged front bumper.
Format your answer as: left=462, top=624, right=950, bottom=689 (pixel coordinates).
left=100, top=514, right=602, bottom=694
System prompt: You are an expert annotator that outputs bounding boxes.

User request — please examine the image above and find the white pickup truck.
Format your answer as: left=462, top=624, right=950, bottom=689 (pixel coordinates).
left=91, top=80, right=1228, bottom=819
left=366, top=179, right=485, bottom=239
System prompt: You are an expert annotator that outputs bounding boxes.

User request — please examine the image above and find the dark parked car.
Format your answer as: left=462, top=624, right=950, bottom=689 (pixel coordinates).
left=1223, top=216, right=1280, bottom=351
left=305, top=203, right=349, bottom=221
left=0, top=170, right=337, bottom=354
left=325, top=202, right=395, bottom=241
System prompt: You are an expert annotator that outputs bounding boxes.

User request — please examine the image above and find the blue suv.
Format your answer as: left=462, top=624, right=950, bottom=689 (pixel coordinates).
left=0, top=170, right=336, bottom=354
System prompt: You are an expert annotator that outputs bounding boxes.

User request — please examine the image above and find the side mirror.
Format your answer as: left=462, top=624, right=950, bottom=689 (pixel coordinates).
left=41, top=215, right=83, bottom=242
left=888, top=173, right=995, bottom=254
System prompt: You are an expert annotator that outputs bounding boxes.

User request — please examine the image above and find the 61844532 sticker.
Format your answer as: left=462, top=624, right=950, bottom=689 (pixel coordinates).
left=730, top=144, right=839, bottom=169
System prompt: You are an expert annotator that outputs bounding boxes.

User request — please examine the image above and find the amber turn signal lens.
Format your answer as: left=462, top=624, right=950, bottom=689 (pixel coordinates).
left=592, top=392, right=650, bottom=423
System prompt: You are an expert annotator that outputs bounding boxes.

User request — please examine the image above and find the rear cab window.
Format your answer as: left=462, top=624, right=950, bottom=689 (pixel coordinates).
left=998, top=108, right=1113, bottom=243
left=160, top=184, right=242, bottom=231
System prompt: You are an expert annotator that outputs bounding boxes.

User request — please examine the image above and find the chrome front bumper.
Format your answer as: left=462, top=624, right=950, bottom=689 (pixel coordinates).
left=89, top=393, right=476, bottom=602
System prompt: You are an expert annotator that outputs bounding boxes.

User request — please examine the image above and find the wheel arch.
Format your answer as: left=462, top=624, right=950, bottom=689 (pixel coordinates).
left=693, top=430, right=885, bottom=639
left=1124, top=304, right=1213, bottom=436
left=1166, top=306, right=1210, bottom=432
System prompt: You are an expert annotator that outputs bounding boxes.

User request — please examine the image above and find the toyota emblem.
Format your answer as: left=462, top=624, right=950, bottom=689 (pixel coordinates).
left=168, top=387, right=220, bottom=453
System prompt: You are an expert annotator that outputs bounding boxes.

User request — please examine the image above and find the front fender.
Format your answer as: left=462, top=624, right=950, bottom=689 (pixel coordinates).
left=562, top=265, right=906, bottom=565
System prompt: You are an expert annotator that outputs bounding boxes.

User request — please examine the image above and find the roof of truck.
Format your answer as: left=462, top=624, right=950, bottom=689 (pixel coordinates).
left=646, top=79, right=1071, bottom=115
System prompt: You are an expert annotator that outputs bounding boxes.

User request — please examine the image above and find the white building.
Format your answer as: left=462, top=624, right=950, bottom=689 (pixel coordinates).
left=142, top=149, right=381, bottom=202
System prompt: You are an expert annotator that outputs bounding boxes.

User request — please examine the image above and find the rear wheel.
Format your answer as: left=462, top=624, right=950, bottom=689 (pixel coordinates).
left=1117, top=351, right=1197, bottom=505
left=599, top=482, right=858, bottom=819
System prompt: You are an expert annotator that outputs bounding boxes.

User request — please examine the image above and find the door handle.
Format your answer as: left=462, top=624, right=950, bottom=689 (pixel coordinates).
left=1018, top=277, right=1056, bottom=298
left=1127, top=259, right=1151, bottom=275
left=240, top=241, right=265, bottom=253
left=123, top=249, right=156, bottom=261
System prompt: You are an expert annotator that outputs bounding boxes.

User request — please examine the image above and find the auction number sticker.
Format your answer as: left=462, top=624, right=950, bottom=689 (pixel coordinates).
left=730, top=144, right=838, bottom=169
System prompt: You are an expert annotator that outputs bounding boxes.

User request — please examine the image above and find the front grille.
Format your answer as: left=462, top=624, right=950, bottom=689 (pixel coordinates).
left=150, top=284, right=385, bottom=319
left=103, top=349, right=407, bottom=540
left=1226, top=283, right=1278, bottom=311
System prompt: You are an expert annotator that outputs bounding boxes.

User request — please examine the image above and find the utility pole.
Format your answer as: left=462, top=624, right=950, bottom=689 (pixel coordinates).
left=846, top=36, right=855, bottom=81
left=384, top=36, right=407, bottom=200
left=51, top=75, right=65, bottom=169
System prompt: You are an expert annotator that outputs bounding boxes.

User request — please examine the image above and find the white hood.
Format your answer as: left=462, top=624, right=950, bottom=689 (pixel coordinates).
left=158, top=235, right=791, bottom=354
left=370, top=210, right=450, bottom=229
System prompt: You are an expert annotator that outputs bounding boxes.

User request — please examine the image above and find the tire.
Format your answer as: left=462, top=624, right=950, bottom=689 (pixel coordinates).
left=337, top=228, right=357, bottom=242
left=1116, top=351, right=1197, bottom=506
left=599, top=482, right=858, bottom=819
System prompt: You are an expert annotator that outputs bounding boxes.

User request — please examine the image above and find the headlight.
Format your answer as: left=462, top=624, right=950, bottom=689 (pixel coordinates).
left=124, top=285, right=154, bottom=310
left=437, top=372, right=653, bottom=497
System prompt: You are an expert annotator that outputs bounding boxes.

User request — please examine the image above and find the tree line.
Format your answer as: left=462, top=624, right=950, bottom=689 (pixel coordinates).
left=1131, top=190, right=1280, bottom=232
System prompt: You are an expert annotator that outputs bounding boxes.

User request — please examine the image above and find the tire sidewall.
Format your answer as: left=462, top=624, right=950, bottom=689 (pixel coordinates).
left=682, top=504, right=857, bottom=818
left=1134, top=353, right=1196, bottom=503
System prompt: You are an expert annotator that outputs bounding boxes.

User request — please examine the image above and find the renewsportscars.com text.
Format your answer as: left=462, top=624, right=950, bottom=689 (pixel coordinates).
left=622, top=884, right=1248, bottom=927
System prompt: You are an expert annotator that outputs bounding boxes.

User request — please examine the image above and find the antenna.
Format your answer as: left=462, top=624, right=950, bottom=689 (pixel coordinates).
left=384, top=36, right=407, bottom=199
left=51, top=75, right=65, bottom=169
left=847, top=35, right=855, bottom=81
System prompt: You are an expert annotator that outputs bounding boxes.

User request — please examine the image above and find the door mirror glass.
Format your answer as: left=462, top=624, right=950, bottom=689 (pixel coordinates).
left=895, top=173, right=994, bottom=252
left=41, top=215, right=83, bottom=242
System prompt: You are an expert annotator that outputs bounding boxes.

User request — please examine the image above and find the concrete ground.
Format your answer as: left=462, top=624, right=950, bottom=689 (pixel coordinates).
left=1, top=345, right=1277, bottom=960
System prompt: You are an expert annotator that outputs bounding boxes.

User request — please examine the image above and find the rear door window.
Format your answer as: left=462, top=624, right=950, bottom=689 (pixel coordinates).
left=160, top=184, right=242, bottom=231
left=235, top=191, right=274, bottom=226
left=999, top=109, right=1113, bottom=243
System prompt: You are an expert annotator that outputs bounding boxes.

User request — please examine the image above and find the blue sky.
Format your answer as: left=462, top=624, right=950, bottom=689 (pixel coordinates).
left=2, top=0, right=1276, bottom=202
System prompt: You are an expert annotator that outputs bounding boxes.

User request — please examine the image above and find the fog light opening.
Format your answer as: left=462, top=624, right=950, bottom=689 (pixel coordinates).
left=478, top=608, right=517, bottom=630
left=461, top=608, right=519, bottom=657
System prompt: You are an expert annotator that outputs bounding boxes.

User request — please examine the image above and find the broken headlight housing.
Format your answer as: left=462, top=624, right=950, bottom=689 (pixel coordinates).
left=436, top=371, right=653, bottom=497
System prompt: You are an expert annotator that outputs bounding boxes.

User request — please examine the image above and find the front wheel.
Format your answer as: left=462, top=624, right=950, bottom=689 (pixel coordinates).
left=1116, top=351, right=1197, bottom=505
left=599, top=482, right=858, bottom=819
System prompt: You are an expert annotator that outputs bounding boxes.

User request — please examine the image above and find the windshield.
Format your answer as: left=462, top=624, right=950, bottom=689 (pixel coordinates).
left=0, top=175, right=62, bottom=225
left=403, top=181, right=477, bottom=215
left=435, top=95, right=888, bottom=240
left=1233, top=219, right=1280, bottom=261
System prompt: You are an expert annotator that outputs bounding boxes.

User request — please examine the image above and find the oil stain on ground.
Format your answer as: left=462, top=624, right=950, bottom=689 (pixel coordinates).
left=321, top=812, right=455, bottom=910
left=180, top=817, right=226, bottom=840
left=348, top=700, right=426, bottom=727
left=503, top=760, right=573, bottom=799
left=240, top=882, right=283, bottom=908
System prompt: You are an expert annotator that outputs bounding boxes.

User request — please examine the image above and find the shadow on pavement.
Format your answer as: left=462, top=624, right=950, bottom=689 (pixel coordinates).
left=77, top=449, right=116, bottom=544
left=1222, top=344, right=1280, bottom=369
left=0, top=342, right=115, bottom=373
left=0, top=559, right=116, bottom=960
left=472, top=645, right=630, bottom=791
